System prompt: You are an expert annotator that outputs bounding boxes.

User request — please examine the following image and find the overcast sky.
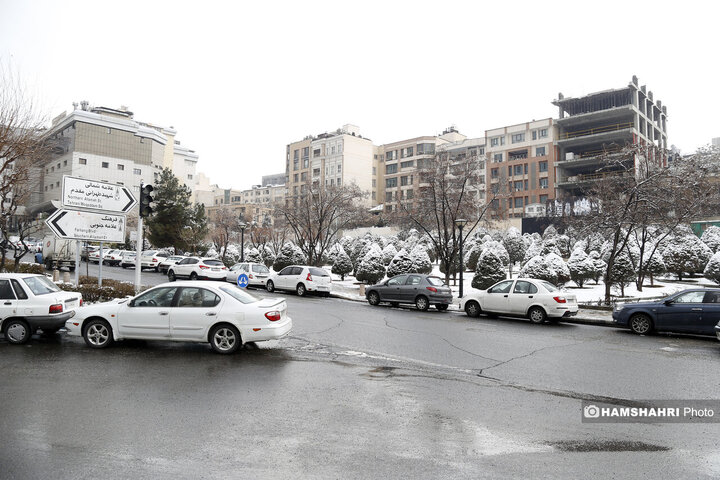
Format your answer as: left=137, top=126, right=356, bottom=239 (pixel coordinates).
left=1, top=0, right=717, bottom=190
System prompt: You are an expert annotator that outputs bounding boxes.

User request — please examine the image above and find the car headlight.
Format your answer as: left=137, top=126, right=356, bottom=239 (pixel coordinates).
left=613, top=303, right=625, bottom=312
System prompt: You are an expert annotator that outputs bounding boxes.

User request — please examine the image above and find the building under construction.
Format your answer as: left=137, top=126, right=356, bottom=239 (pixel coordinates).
left=552, top=76, right=668, bottom=199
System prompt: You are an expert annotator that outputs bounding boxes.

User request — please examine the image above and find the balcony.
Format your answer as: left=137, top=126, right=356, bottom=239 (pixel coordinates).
left=560, top=122, right=633, bottom=140
left=557, top=122, right=635, bottom=148
left=557, top=170, right=630, bottom=186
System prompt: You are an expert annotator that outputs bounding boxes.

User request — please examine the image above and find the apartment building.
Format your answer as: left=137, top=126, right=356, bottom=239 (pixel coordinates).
left=207, top=188, right=274, bottom=225
left=378, top=127, right=472, bottom=212
left=285, top=124, right=374, bottom=206
left=553, top=75, right=668, bottom=199
left=39, top=102, right=200, bottom=209
left=485, top=118, right=556, bottom=218
left=262, top=173, right=285, bottom=186
left=239, top=184, right=285, bottom=207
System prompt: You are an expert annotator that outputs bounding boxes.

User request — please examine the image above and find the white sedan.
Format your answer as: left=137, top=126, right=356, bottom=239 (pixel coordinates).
left=459, top=278, right=578, bottom=323
left=65, top=281, right=292, bottom=354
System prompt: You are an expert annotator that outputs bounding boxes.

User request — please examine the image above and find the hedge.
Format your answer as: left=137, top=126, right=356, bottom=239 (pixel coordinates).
left=2, top=260, right=45, bottom=274
left=57, top=277, right=141, bottom=303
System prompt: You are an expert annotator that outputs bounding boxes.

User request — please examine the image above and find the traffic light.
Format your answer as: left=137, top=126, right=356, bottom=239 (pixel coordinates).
left=140, top=184, right=154, bottom=217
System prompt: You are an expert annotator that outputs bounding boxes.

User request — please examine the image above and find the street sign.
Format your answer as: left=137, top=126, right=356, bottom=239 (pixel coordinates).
left=62, top=176, right=137, bottom=213
left=45, top=208, right=126, bottom=242
left=237, top=273, right=249, bottom=288
left=130, top=231, right=138, bottom=242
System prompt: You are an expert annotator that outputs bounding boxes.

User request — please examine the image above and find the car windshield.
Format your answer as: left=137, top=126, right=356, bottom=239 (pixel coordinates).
left=539, top=281, right=559, bottom=292
left=22, top=276, right=61, bottom=295
left=309, top=267, right=330, bottom=276
left=427, top=277, right=446, bottom=286
left=141, top=251, right=156, bottom=256
left=168, top=256, right=183, bottom=261
left=219, top=286, right=258, bottom=304
left=204, top=259, right=224, bottom=266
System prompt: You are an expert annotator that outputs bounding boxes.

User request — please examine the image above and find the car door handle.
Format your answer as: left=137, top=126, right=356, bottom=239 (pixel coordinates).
left=3, top=301, right=11, bottom=305
left=206, top=312, right=217, bottom=316
left=503, top=295, right=508, bottom=297
left=528, top=296, right=533, bottom=298
left=159, top=311, right=169, bottom=316
left=691, top=308, right=703, bottom=311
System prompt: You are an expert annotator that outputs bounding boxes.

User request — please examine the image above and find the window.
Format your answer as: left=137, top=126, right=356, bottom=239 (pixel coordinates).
left=539, top=161, right=548, bottom=172
left=372, top=179, right=376, bottom=187
left=524, top=180, right=528, bottom=190
left=524, top=164, right=528, bottom=174
left=514, top=165, right=523, bottom=175
left=491, top=168, right=499, bottom=178
left=539, top=178, right=549, bottom=189
left=188, top=174, right=193, bottom=180
left=514, top=181, right=523, bottom=191
left=107, top=128, right=111, bottom=134
left=178, top=288, right=221, bottom=308
left=63, top=160, right=67, bottom=167
left=406, top=189, right=414, bottom=199
left=539, top=128, right=548, bottom=138
left=134, top=168, right=141, bottom=175
left=488, top=280, right=513, bottom=293
left=536, top=146, right=546, bottom=156
left=494, top=153, right=503, bottom=163
left=385, top=192, right=393, bottom=202
left=386, top=164, right=397, bottom=174
left=372, top=167, right=376, bottom=175
left=337, top=165, right=341, bottom=173
left=313, top=148, right=321, bottom=157
left=673, top=291, right=705, bottom=303
left=219, top=286, right=259, bottom=304
left=10, top=279, right=28, bottom=299
left=387, top=275, right=408, bottom=286
left=294, top=174, right=299, bottom=182
left=508, top=166, right=512, bottom=176
left=540, top=194, right=548, bottom=203
left=532, top=130, right=538, bottom=140
left=133, top=287, right=178, bottom=308
left=514, top=197, right=524, bottom=208
left=22, top=276, right=61, bottom=296
left=313, top=168, right=320, bottom=177
left=386, top=150, right=396, bottom=161
left=117, top=164, right=124, bottom=171
left=400, top=160, right=414, bottom=169
left=405, top=146, right=413, bottom=157
left=417, top=143, right=435, bottom=155
left=406, top=275, right=422, bottom=286
left=511, top=133, right=525, bottom=143
left=294, top=149, right=299, bottom=160
left=401, top=176, right=411, bottom=186
left=490, top=137, right=499, bottom=147
left=513, top=281, right=538, bottom=294
left=336, top=178, right=341, bottom=186
left=101, top=162, right=109, bottom=168
left=386, top=178, right=398, bottom=188
left=0, top=280, right=15, bottom=299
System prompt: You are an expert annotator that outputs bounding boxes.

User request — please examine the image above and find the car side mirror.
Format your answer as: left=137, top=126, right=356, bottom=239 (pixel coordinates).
left=128, top=299, right=135, bottom=307
left=663, top=299, right=673, bottom=306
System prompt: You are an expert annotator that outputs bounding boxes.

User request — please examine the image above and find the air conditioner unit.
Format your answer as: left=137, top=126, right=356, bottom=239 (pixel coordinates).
left=566, top=152, right=575, bottom=160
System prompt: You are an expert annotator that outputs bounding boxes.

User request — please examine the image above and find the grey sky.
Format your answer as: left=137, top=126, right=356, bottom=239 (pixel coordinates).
left=1, top=0, right=716, bottom=190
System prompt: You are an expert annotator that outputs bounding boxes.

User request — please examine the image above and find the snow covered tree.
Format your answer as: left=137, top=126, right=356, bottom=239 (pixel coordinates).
left=471, top=250, right=506, bottom=290
left=503, top=227, right=526, bottom=278
left=642, top=247, right=666, bottom=286
left=387, top=248, right=413, bottom=278
left=519, top=256, right=555, bottom=283
left=522, top=239, right=543, bottom=265
left=245, top=247, right=263, bottom=264
left=609, top=250, right=636, bottom=297
left=262, top=245, right=275, bottom=268
left=567, top=249, right=593, bottom=287
left=355, top=245, right=386, bottom=284
left=482, top=240, right=509, bottom=266
left=465, top=243, right=483, bottom=271
left=331, top=248, right=353, bottom=281
left=409, top=245, right=432, bottom=274
left=701, top=226, right=720, bottom=253
left=704, top=252, right=720, bottom=285
left=542, top=225, right=558, bottom=239
left=545, top=253, right=570, bottom=285
left=540, top=236, right=562, bottom=257
left=273, top=242, right=306, bottom=271
left=556, top=235, right=571, bottom=258
left=381, top=243, right=398, bottom=266
left=662, top=235, right=710, bottom=280
left=588, top=251, right=606, bottom=284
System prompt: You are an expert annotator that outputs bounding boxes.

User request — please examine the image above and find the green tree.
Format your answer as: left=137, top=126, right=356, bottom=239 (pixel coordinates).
left=146, top=168, right=205, bottom=253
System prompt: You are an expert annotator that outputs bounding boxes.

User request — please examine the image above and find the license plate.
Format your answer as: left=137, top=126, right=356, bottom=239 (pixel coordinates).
left=212, top=268, right=220, bottom=271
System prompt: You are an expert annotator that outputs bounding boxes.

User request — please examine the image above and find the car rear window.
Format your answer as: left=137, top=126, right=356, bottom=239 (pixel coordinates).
left=426, top=277, right=446, bottom=286
left=309, top=268, right=329, bottom=276
left=22, top=276, right=61, bottom=295
left=253, top=265, right=269, bottom=273
left=204, top=259, right=224, bottom=266
left=219, top=286, right=259, bottom=304
left=539, top=281, right=559, bottom=292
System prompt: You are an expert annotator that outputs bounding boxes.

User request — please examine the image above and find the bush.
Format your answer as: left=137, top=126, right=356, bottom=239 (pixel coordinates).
left=331, top=250, right=353, bottom=280
left=355, top=245, right=386, bottom=284
left=471, top=250, right=506, bottom=290
left=57, top=280, right=139, bottom=303
left=2, top=260, right=45, bottom=274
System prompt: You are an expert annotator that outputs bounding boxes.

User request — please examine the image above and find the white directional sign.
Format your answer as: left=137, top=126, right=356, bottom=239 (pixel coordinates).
left=62, top=176, right=137, bottom=213
left=45, top=208, right=126, bottom=242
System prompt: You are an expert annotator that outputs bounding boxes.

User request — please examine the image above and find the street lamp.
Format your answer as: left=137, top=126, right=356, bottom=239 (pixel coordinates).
left=455, top=218, right=468, bottom=298
left=239, top=220, right=247, bottom=262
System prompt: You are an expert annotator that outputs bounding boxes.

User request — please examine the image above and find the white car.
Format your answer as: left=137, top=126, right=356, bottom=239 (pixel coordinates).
left=459, top=278, right=578, bottom=323
left=168, top=257, right=227, bottom=281
left=104, top=249, right=125, bottom=266
left=266, top=265, right=332, bottom=297
left=65, top=281, right=291, bottom=354
left=0, top=273, right=83, bottom=344
left=140, top=250, right=170, bottom=271
left=88, top=249, right=109, bottom=264
left=226, top=262, right=270, bottom=287
left=120, top=251, right=137, bottom=268
left=158, top=255, right=186, bottom=274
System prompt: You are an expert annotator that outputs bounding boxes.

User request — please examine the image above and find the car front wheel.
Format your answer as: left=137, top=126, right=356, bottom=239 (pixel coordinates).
left=190, top=272, right=198, bottom=281
left=629, top=313, right=653, bottom=335
left=5, top=319, right=31, bottom=344
left=168, top=270, right=176, bottom=282
left=83, top=319, right=113, bottom=349
left=415, top=295, right=429, bottom=311
left=209, top=324, right=241, bottom=354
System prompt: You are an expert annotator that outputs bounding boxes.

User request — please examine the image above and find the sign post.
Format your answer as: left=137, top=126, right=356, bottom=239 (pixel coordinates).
left=62, top=176, right=137, bottom=213
left=46, top=209, right=126, bottom=243
left=237, top=273, right=249, bottom=289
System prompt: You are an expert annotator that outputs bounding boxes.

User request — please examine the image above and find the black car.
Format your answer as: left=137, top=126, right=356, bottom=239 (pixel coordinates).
left=612, top=288, right=720, bottom=336
left=365, top=274, right=453, bottom=311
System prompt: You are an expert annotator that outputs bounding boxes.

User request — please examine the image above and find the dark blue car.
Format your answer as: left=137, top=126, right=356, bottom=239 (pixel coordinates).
left=612, top=288, right=720, bottom=336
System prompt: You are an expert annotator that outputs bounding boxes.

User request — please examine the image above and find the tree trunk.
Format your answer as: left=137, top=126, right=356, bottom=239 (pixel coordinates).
left=508, top=262, right=513, bottom=279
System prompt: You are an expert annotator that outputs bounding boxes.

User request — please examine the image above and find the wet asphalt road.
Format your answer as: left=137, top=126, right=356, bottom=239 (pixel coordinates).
left=2, top=277, right=720, bottom=478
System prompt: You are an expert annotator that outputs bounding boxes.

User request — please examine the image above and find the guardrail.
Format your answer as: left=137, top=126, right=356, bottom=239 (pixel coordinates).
left=560, top=122, right=633, bottom=140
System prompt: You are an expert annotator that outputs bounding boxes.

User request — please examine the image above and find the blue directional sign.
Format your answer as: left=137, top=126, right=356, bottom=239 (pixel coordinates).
left=237, top=273, right=249, bottom=288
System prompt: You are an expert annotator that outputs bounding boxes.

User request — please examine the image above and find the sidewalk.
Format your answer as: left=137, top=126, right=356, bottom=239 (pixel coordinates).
left=330, top=283, right=616, bottom=327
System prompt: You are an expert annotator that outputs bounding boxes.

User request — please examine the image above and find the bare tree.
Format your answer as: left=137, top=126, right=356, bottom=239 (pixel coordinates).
left=565, top=144, right=719, bottom=302
left=277, top=182, right=367, bottom=266
left=210, top=206, right=241, bottom=264
left=395, top=150, right=498, bottom=284
left=0, top=62, right=49, bottom=271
